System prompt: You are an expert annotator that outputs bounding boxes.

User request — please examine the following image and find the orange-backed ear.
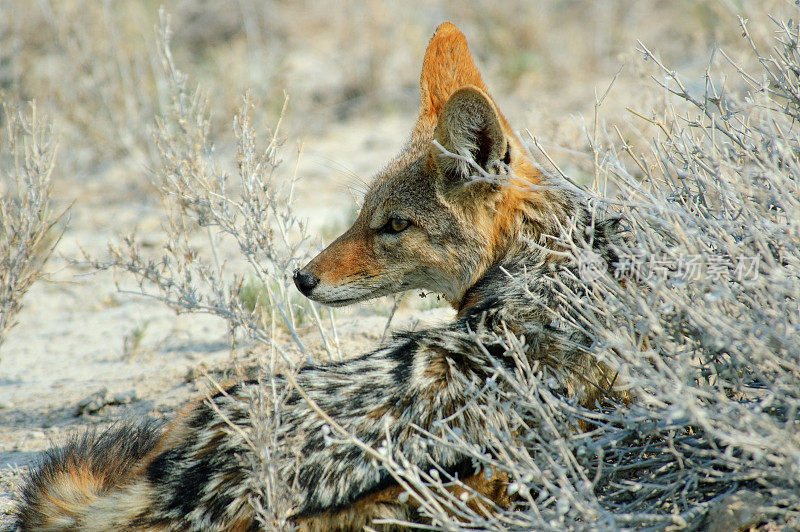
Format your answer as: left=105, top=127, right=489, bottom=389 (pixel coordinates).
left=419, top=22, right=487, bottom=126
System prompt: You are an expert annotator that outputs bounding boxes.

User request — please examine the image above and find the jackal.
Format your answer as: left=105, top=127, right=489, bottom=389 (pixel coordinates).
left=17, top=22, right=626, bottom=531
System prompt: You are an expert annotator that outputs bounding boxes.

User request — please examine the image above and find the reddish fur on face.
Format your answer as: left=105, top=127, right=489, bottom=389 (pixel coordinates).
left=458, top=468, right=513, bottom=514
left=304, top=222, right=379, bottom=286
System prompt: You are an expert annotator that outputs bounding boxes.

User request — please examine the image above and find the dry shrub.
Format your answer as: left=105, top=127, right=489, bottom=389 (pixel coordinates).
left=578, top=17, right=800, bottom=528
left=0, top=102, right=62, bottom=350
left=452, top=15, right=800, bottom=530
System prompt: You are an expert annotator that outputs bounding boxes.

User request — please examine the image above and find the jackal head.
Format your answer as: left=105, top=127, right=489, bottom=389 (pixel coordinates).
left=295, top=22, right=554, bottom=308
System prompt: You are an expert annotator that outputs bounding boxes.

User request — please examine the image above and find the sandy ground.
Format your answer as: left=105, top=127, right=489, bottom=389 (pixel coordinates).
left=0, top=113, right=455, bottom=527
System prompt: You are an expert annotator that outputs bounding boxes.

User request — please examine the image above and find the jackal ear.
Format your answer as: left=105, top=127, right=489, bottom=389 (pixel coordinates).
left=432, top=86, right=509, bottom=195
left=419, top=22, right=487, bottom=123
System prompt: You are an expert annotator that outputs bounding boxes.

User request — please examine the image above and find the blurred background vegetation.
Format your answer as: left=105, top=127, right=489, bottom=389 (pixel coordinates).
left=1, top=0, right=794, bottom=199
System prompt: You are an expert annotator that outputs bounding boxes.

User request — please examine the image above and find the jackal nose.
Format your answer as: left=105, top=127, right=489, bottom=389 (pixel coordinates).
left=293, top=269, right=319, bottom=296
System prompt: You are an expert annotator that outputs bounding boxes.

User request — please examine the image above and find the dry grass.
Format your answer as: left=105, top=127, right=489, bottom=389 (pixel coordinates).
left=0, top=102, right=62, bottom=350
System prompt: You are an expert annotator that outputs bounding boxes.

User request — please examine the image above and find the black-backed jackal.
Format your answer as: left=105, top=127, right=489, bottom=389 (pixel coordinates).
left=17, top=22, right=626, bottom=531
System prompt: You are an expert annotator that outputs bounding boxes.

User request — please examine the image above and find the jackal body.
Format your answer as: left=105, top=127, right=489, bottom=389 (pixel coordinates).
left=18, top=22, right=624, bottom=531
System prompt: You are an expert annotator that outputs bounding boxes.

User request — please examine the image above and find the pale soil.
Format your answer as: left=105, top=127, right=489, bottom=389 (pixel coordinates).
left=0, top=114, right=455, bottom=527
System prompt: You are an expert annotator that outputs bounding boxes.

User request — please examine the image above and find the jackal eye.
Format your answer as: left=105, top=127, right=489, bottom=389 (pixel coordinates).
left=381, top=216, right=411, bottom=234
